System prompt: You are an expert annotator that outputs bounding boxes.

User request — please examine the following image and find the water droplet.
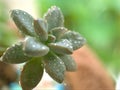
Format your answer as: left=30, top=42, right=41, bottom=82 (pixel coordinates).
left=57, top=7, right=61, bottom=10
left=32, top=44, right=36, bottom=48
left=22, top=18, right=24, bottom=21
left=16, top=10, right=19, bottom=14
left=60, top=61, right=63, bottom=65
left=12, top=44, right=15, bottom=47
left=42, top=47, right=46, bottom=50
left=53, top=43, right=57, bottom=46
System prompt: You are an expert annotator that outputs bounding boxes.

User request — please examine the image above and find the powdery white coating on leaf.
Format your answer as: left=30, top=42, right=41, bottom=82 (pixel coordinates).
left=43, top=52, right=66, bottom=83
left=34, top=19, right=48, bottom=41
left=3, top=6, right=86, bottom=86
left=44, top=6, right=64, bottom=31
left=11, top=9, right=35, bottom=36
left=23, top=36, right=49, bottom=57
left=51, top=27, right=68, bottom=40
left=1, top=42, right=31, bottom=64
left=59, top=55, right=77, bottom=71
left=48, top=39, right=73, bottom=55
left=61, top=31, right=86, bottom=50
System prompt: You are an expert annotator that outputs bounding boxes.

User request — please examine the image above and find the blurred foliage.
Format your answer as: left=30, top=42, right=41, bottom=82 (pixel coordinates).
left=35, top=0, right=120, bottom=74
left=0, top=2, right=19, bottom=89
left=0, top=1, right=18, bottom=56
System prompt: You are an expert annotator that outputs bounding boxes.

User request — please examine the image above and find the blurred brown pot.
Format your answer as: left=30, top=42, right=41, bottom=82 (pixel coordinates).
left=65, top=46, right=115, bottom=90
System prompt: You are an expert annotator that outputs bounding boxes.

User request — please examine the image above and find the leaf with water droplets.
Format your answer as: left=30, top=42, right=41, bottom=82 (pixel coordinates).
left=48, top=39, right=73, bottom=55
left=20, top=58, right=44, bottom=90
left=51, top=27, right=68, bottom=40
left=61, top=31, right=86, bottom=50
left=44, top=6, right=64, bottom=31
left=11, top=9, right=35, bottom=36
left=23, top=36, right=49, bottom=57
left=34, top=19, right=48, bottom=41
left=1, top=42, right=31, bottom=64
left=59, top=55, right=77, bottom=71
left=43, top=52, right=66, bottom=83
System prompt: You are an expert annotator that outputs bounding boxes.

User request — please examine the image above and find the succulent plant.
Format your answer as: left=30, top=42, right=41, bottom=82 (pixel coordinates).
left=1, top=6, right=86, bottom=90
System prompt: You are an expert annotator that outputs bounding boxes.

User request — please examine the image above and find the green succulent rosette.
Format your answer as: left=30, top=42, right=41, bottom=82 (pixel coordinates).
left=1, top=6, right=86, bottom=90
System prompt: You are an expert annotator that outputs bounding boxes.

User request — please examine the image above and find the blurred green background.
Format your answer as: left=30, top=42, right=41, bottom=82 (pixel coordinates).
left=0, top=0, right=18, bottom=56
left=0, top=0, right=120, bottom=77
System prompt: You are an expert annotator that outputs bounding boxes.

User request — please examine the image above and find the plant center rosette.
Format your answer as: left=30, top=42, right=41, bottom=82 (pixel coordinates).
left=1, top=6, right=86, bottom=90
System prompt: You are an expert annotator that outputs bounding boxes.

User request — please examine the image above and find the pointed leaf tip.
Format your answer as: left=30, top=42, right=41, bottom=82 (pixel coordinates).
left=44, top=6, right=64, bottom=31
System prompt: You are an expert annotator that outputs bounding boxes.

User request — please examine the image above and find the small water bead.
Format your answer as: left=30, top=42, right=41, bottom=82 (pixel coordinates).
left=23, top=12, right=26, bottom=15
left=60, top=61, right=64, bottom=65
left=51, top=8, right=56, bottom=11
left=32, top=22, right=34, bottom=26
left=42, top=47, right=46, bottom=49
left=15, top=10, right=19, bottom=14
left=51, top=6, right=57, bottom=9
left=22, top=18, right=24, bottom=21
left=32, top=44, right=36, bottom=48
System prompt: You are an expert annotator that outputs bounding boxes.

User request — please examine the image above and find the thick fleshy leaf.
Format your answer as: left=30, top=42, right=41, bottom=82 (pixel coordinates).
left=11, top=9, right=35, bottom=36
left=43, top=52, right=66, bottom=83
left=23, top=36, right=49, bottom=57
left=44, top=6, right=64, bottom=31
left=59, top=55, right=77, bottom=71
left=48, top=39, right=73, bottom=55
left=61, top=31, right=86, bottom=50
left=34, top=19, right=48, bottom=41
left=20, top=58, right=44, bottom=90
left=47, top=34, right=56, bottom=43
left=51, top=27, right=68, bottom=40
left=1, top=42, right=31, bottom=64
